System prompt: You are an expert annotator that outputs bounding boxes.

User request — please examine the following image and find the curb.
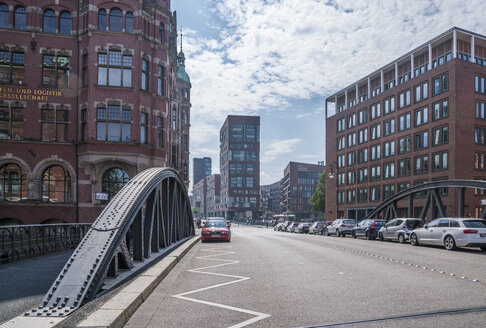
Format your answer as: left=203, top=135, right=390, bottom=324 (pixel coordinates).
left=76, top=235, right=201, bottom=328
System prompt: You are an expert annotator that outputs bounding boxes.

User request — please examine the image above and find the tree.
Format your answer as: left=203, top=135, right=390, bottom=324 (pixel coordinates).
left=311, top=169, right=326, bottom=215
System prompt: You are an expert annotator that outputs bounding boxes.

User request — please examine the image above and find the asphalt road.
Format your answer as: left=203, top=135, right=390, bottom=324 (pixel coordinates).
left=125, top=225, right=486, bottom=328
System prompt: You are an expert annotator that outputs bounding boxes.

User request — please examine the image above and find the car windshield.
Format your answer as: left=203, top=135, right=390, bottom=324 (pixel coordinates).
left=374, top=221, right=387, bottom=225
left=406, top=220, right=422, bottom=229
left=206, top=221, right=227, bottom=228
left=463, top=220, right=486, bottom=228
left=343, top=220, right=355, bottom=224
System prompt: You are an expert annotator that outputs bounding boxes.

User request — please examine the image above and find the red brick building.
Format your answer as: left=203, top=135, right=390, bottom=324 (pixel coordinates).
left=0, top=0, right=190, bottom=225
left=325, top=27, right=486, bottom=221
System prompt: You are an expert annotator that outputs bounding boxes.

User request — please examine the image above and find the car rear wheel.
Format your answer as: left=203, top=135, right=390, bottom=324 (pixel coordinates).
left=365, top=231, right=371, bottom=240
left=352, top=231, right=356, bottom=238
left=324, top=229, right=329, bottom=236
left=335, top=229, right=340, bottom=237
left=398, top=234, right=405, bottom=244
left=444, top=236, right=457, bottom=250
left=378, top=232, right=384, bottom=241
left=410, top=233, right=418, bottom=246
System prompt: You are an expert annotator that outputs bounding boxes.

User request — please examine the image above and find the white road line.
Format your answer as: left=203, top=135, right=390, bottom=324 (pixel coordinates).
left=172, top=248, right=271, bottom=328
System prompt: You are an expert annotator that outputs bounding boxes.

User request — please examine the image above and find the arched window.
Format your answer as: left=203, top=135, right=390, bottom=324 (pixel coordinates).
left=102, top=168, right=129, bottom=200
left=43, top=9, right=55, bottom=32
left=109, top=8, right=122, bottom=32
left=42, top=165, right=71, bottom=203
left=14, top=6, right=26, bottom=30
left=0, top=3, right=9, bottom=28
left=59, top=11, right=71, bottom=34
left=0, top=163, right=27, bottom=201
left=125, top=11, right=133, bottom=33
left=98, top=9, right=106, bottom=30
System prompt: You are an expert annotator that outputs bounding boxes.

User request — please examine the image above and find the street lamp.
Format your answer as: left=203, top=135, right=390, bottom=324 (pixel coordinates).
left=327, top=161, right=339, bottom=219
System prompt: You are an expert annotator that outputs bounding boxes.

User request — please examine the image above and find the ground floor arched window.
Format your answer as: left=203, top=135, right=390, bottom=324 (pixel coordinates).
left=0, top=163, right=27, bottom=201
left=102, top=168, right=129, bottom=201
left=42, top=165, right=71, bottom=203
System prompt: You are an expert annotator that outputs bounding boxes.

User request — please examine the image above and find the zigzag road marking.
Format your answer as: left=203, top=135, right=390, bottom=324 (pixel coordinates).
left=172, top=248, right=271, bottom=328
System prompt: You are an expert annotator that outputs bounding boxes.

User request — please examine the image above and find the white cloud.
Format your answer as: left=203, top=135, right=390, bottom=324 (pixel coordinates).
left=296, top=113, right=311, bottom=119
left=262, top=138, right=302, bottom=163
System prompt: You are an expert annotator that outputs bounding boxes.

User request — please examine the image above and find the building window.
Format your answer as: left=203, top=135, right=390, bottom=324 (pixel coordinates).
left=475, top=75, right=485, bottom=94
left=347, top=189, right=356, bottom=204
left=157, top=65, right=164, bottom=95
left=0, top=4, right=8, bottom=28
left=370, top=102, right=380, bottom=120
left=159, top=23, right=165, bottom=43
left=102, top=168, right=129, bottom=201
left=141, top=58, right=149, bottom=91
left=59, top=11, right=71, bottom=34
left=398, top=159, right=411, bottom=177
left=0, top=163, right=27, bottom=201
left=475, top=127, right=486, bottom=145
left=358, top=148, right=368, bottom=164
left=398, top=182, right=411, bottom=192
left=370, top=123, right=380, bottom=140
left=358, top=108, right=368, bottom=125
left=347, top=113, right=356, bottom=129
left=97, top=50, right=132, bottom=87
left=81, top=109, right=87, bottom=141
left=245, top=151, right=258, bottom=161
left=414, top=180, right=428, bottom=198
left=125, top=12, right=134, bottom=33
left=358, top=188, right=368, bottom=203
left=383, top=184, right=395, bottom=200
left=415, top=107, right=429, bottom=127
left=370, top=186, right=380, bottom=202
left=432, top=151, right=448, bottom=171
left=14, top=6, right=25, bottom=30
left=414, top=155, right=429, bottom=174
left=398, top=135, right=411, bottom=154
left=347, top=151, right=356, bottom=166
left=433, top=73, right=448, bottom=96
left=109, top=8, right=123, bottom=32
left=347, top=132, right=356, bottom=147
left=358, top=168, right=368, bottom=183
left=42, top=165, right=71, bottom=203
left=399, top=89, right=411, bottom=108
left=414, top=130, right=429, bottom=150
left=141, top=112, right=148, bottom=144
left=476, top=101, right=486, bottom=119
left=98, top=9, right=106, bottom=30
left=475, top=152, right=486, bottom=171
left=183, top=134, right=189, bottom=152
left=245, top=125, right=257, bottom=142
left=398, top=112, right=411, bottom=131
left=43, top=9, right=55, bottom=33
left=384, top=96, right=395, bottom=115
left=245, top=176, right=254, bottom=188
left=337, top=118, right=345, bottom=133
left=42, top=53, right=70, bottom=88
left=358, top=128, right=368, bottom=144
left=383, top=118, right=395, bottom=136
left=370, top=165, right=381, bottom=181
left=433, top=125, right=448, bottom=146
left=370, top=144, right=381, bottom=160
left=0, top=50, right=25, bottom=84
left=383, top=140, right=395, bottom=157
left=157, top=116, right=163, bottom=147
left=97, top=105, right=131, bottom=142
left=337, top=191, right=345, bottom=205
left=414, top=81, right=428, bottom=103
left=337, top=154, right=345, bottom=168
left=433, top=99, right=448, bottom=121
left=384, top=162, right=395, bottom=179
left=41, top=105, right=68, bottom=142
left=82, top=53, right=88, bottom=87
left=337, top=136, right=345, bottom=150
left=0, top=103, right=23, bottom=140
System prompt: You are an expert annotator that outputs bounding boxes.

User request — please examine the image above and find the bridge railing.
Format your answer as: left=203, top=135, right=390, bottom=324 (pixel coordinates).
left=0, top=223, right=91, bottom=264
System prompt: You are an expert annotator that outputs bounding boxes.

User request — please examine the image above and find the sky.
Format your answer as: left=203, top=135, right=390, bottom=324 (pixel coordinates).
left=171, top=0, right=486, bottom=191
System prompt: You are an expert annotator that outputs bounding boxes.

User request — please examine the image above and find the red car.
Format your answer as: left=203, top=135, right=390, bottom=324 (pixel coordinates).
left=201, top=220, right=231, bottom=242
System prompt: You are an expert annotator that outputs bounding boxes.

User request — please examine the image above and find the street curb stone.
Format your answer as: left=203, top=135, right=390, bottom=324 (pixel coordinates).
left=76, top=235, right=201, bottom=328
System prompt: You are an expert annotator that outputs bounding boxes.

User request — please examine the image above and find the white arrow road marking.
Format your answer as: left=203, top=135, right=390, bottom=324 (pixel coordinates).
left=172, top=248, right=271, bottom=328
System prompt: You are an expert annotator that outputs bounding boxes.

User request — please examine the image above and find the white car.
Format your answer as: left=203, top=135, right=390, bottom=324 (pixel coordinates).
left=409, top=218, right=486, bottom=251
left=325, top=219, right=356, bottom=237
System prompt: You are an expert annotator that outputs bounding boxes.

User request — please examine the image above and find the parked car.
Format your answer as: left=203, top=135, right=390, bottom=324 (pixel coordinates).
left=325, top=219, right=357, bottom=237
left=274, top=222, right=285, bottom=231
left=410, top=218, right=486, bottom=251
left=288, top=222, right=299, bottom=233
left=282, top=221, right=292, bottom=232
left=352, top=219, right=387, bottom=239
left=378, top=218, right=422, bottom=243
left=201, top=220, right=231, bottom=243
left=295, top=223, right=310, bottom=234
left=309, top=222, right=323, bottom=235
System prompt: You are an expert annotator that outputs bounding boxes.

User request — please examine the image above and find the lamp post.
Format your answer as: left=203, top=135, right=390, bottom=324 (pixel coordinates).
left=327, top=161, right=339, bottom=219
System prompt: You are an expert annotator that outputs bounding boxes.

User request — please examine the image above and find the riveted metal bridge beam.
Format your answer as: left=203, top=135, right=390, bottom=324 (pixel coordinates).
left=26, top=168, right=194, bottom=318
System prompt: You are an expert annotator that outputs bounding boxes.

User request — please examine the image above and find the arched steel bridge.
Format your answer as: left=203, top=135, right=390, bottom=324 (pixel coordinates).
left=363, top=179, right=486, bottom=222
left=25, top=167, right=194, bottom=318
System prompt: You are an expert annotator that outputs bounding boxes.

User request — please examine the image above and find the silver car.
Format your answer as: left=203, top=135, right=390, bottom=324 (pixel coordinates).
left=325, top=219, right=356, bottom=237
left=409, top=218, right=486, bottom=251
left=378, top=218, right=422, bottom=243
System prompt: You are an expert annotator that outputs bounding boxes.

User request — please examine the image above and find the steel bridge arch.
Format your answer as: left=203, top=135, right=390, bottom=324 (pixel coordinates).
left=363, top=180, right=486, bottom=222
left=28, top=167, right=194, bottom=317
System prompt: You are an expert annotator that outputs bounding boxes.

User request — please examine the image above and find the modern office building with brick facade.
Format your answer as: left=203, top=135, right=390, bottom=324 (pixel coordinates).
left=193, top=157, right=211, bottom=185
left=325, top=27, right=486, bottom=221
left=0, top=0, right=190, bottom=225
left=260, top=180, right=281, bottom=216
left=219, top=115, right=260, bottom=221
left=282, top=161, right=324, bottom=220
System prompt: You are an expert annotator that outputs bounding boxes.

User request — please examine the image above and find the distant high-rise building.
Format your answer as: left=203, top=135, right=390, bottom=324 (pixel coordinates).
left=193, top=157, right=212, bottom=185
left=219, top=115, right=260, bottom=220
left=261, top=181, right=282, bottom=215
